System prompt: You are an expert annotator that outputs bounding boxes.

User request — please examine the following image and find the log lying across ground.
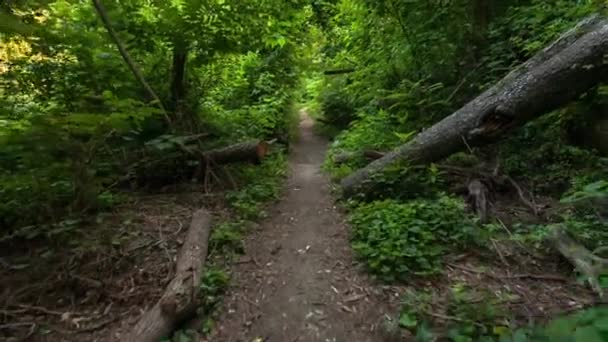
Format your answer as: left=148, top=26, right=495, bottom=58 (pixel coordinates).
left=550, top=226, right=608, bottom=296
left=200, top=139, right=269, bottom=165
left=125, top=209, right=212, bottom=342
left=131, top=139, right=270, bottom=186
left=341, top=15, right=608, bottom=198
left=324, top=68, right=356, bottom=75
left=332, top=150, right=385, bottom=164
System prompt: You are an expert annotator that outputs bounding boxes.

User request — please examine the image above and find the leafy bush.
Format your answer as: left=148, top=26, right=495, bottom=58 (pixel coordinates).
left=225, top=152, right=287, bottom=219
left=411, top=306, right=608, bottom=342
left=0, top=0, right=311, bottom=240
left=478, top=0, right=599, bottom=89
left=330, top=109, right=402, bottom=152
left=209, top=221, right=246, bottom=254
left=318, top=85, right=356, bottom=128
left=199, top=267, right=230, bottom=309
left=510, top=180, right=608, bottom=250
left=323, top=110, right=416, bottom=181
left=558, top=180, right=608, bottom=249
left=350, top=195, right=477, bottom=281
left=196, top=266, right=231, bottom=336
left=399, top=285, right=507, bottom=341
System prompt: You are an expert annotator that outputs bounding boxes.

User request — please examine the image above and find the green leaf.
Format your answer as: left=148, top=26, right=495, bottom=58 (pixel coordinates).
left=574, top=326, right=603, bottom=342
left=399, top=313, right=418, bottom=328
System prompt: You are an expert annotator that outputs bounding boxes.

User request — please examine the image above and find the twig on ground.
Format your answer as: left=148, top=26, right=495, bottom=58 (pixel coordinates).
left=491, top=239, right=510, bottom=267
left=447, top=263, right=569, bottom=282
left=157, top=220, right=174, bottom=280
left=70, top=274, right=104, bottom=289
left=221, top=166, right=238, bottom=190
left=425, top=311, right=485, bottom=328
left=75, top=316, right=119, bottom=333
left=496, top=219, right=513, bottom=237
left=13, top=304, right=65, bottom=316
left=240, top=295, right=260, bottom=308
left=0, top=321, right=37, bottom=340
left=503, top=274, right=569, bottom=282
left=448, top=263, right=491, bottom=277
left=505, top=176, right=538, bottom=215
left=0, top=322, right=32, bottom=329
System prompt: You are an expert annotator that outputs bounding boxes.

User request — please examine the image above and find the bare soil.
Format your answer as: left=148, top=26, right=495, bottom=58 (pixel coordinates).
left=207, top=112, right=394, bottom=342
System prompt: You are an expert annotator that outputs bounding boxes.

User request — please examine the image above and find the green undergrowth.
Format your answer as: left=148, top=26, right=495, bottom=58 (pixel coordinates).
left=399, top=304, right=608, bottom=342
left=349, top=195, right=478, bottom=281
left=314, top=1, right=608, bottom=339
left=398, top=285, right=509, bottom=341
left=208, top=152, right=287, bottom=261
left=224, top=152, right=287, bottom=220
left=196, top=266, right=231, bottom=336
left=510, top=180, right=608, bottom=251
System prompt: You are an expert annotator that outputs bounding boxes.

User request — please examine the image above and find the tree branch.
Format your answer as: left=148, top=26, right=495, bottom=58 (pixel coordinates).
left=91, top=0, right=171, bottom=126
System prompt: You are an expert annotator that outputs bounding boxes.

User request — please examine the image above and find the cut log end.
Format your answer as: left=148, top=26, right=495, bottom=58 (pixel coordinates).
left=202, top=139, right=270, bottom=165
left=256, top=141, right=270, bottom=162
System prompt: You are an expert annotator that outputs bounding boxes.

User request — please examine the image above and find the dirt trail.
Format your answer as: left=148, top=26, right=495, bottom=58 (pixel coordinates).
left=209, top=111, right=392, bottom=342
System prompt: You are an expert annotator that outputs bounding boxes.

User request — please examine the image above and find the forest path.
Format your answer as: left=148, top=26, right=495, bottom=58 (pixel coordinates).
left=208, top=111, right=392, bottom=342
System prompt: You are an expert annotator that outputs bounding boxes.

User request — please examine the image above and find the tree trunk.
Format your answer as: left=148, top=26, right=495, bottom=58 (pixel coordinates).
left=200, top=140, right=269, bottom=165
left=125, top=209, right=212, bottom=342
left=324, top=68, right=356, bottom=75
left=332, top=150, right=385, bottom=164
left=549, top=226, right=608, bottom=295
left=341, top=15, right=608, bottom=198
left=128, top=140, right=270, bottom=187
left=169, top=42, right=203, bottom=133
left=470, top=0, right=492, bottom=64
left=170, top=44, right=188, bottom=113
left=91, top=0, right=170, bottom=125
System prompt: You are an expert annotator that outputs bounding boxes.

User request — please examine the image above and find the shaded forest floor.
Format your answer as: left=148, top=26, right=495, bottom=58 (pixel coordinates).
left=1, top=187, right=228, bottom=341
left=0, top=112, right=599, bottom=342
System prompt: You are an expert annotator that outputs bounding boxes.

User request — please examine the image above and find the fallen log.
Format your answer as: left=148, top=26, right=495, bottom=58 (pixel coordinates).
left=128, top=139, right=269, bottom=187
left=324, top=68, right=356, bottom=75
left=333, top=150, right=385, bottom=164
left=125, top=208, right=212, bottom=342
left=200, top=139, right=269, bottom=165
left=550, top=226, right=608, bottom=296
left=341, top=15, right=608, bottom=198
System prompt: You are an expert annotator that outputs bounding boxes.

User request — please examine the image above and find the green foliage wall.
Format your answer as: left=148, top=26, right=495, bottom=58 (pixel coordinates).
left=314, top=1, right=608, bottom=336
left=350, top=195, right=476, bottom=281
left=316, top=0, right=608, bottom=186
left=0, top=0, right=314, bottom=236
